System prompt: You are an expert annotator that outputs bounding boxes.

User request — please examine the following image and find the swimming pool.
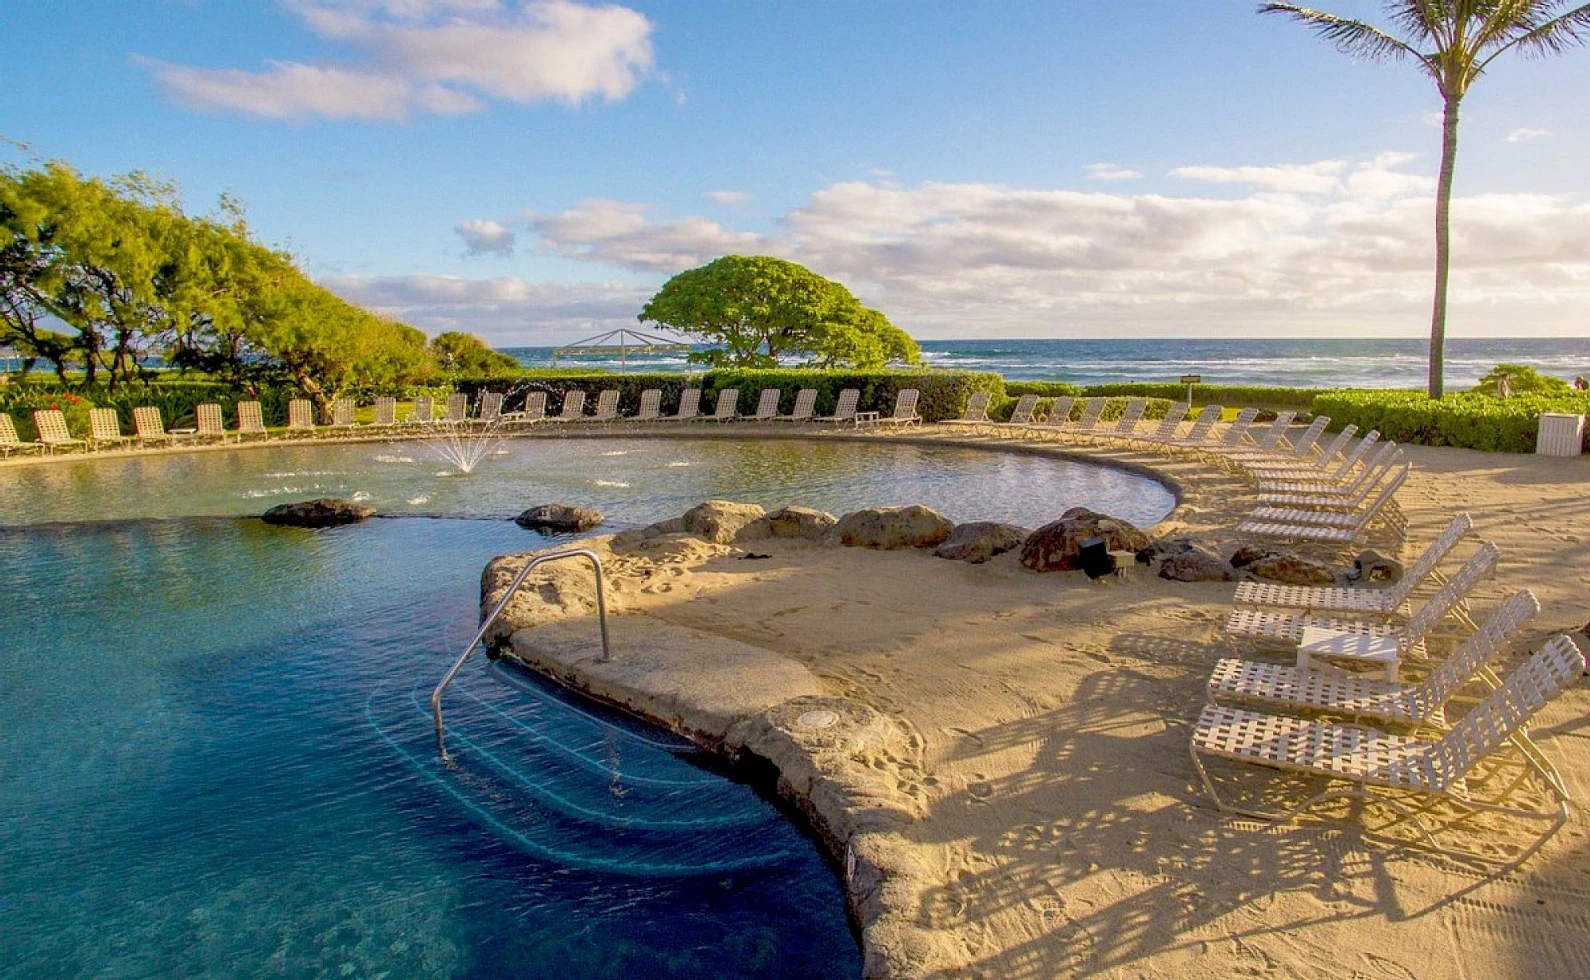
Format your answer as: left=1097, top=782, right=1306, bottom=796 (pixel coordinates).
left=0, top=437, right=1174, bottom=976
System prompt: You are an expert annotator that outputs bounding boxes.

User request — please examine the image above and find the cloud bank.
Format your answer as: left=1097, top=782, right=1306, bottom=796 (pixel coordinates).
left=141, top=0, right=655, bottom=121
left=326, top=153, right=1590, bottom=342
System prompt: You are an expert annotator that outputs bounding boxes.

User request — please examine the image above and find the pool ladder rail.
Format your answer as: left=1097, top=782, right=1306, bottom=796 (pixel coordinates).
left=432, top=548, right=611, bottom=764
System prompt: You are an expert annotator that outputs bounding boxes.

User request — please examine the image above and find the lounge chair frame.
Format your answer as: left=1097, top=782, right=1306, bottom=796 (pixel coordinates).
left=33, top=408, right=86, bottom=454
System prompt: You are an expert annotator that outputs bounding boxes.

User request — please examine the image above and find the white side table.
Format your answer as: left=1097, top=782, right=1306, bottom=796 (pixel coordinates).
left=1296, top=625, right=1401, bottom=682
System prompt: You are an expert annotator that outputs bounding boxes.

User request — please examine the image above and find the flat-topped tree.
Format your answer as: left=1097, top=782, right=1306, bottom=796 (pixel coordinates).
left=1260, top=1, right=1590, bottom=399
left=639, top=254, right=920, bottom=369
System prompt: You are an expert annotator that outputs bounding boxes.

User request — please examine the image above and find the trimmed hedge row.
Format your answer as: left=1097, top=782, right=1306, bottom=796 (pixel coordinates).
left=1308, top=390, right=1590, bottom=454
left=1080, top=382, right=1357, bottom=409
left=1004, top=381, right=1084, bottom=398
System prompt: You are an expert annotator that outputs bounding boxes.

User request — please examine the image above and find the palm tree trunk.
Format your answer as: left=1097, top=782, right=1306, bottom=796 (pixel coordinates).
left=1429, top=95, right=1461, bottom=399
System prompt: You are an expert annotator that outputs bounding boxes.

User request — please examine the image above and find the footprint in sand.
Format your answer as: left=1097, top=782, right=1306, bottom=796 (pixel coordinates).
left=967, top=776, right=994, bottom=802
left=944, top=726, right=985, bottom=746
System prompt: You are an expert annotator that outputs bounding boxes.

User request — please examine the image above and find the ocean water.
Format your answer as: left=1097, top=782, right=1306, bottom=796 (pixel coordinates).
left=503, top=337, right=1590, bottom=390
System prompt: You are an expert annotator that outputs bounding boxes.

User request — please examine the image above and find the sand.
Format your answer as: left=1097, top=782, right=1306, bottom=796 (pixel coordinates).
left=487, top=432, right=1590, bottom=978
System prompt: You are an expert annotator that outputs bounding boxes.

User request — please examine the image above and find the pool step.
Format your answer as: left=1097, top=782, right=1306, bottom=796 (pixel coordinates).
left=365, top=662, right=795, bottom=876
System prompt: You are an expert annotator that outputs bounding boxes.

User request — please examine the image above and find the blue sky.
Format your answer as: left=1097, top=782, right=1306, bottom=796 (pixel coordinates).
left=5, top=1, right=1589, bottom=344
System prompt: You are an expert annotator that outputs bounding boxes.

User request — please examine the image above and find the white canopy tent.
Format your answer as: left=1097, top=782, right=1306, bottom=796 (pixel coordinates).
left=550, top=328, right=692, bottom=372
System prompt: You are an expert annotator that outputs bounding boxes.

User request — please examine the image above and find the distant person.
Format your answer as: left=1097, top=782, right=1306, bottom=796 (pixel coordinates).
left=1497, top=374, right=1513, bottom=398
left=1575, top=375, right=1588, bottom=391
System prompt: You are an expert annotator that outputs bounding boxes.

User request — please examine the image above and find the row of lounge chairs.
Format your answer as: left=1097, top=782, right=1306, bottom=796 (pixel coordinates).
left=0, top=386, right=928, bottom=454
left=1189, top=512, right=1584, bottom=858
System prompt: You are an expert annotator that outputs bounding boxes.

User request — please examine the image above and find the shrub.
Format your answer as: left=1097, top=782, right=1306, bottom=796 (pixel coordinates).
left=1310, top=389, right=1590, bottom=453
left=1472, top=363, right=1572, bottom=398
left=1004, top=381, right=1084, bottom=398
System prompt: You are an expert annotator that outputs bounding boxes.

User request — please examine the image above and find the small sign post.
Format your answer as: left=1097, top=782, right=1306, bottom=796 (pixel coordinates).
left=1180, top=374, right=1202, bottom=406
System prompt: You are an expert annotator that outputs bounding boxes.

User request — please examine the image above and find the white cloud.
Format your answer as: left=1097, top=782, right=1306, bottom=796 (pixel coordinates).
left=1086, top=163, right=1142, bottom=182
left=531, top=198, right=762, bottom=271
left=704, top=190, right=750, bottom=206
left=140, top=0, right=654, bottom=121
left=455, top=218, right=516, bottom=256
left=1169, top=161, right=1347, bottom=195
left=323, top=273, right=651, bottom=338
left=1506, top=127, right=1550, bottom=143
left=377, top=152, right=1589, bottom=343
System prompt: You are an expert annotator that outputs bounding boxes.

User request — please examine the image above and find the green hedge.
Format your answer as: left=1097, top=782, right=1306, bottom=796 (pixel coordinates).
left=1080, top=382, right=1357, bottom=410
left=1308, top=390, right=1590, bottom=453
left=458, top=369, right=1005, bottom=422
left=1004, top=381, right=1084, bottom=398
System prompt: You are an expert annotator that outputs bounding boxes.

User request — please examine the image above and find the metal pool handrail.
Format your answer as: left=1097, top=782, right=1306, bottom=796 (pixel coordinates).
left=431, top=548, right=611, bottom=763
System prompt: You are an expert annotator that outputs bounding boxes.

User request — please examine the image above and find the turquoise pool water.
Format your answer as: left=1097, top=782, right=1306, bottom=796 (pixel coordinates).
left=0, top=438, right=1174, bottom=976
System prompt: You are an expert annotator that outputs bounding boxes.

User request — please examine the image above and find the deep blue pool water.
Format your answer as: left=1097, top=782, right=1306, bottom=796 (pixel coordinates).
left=0, top=438, right=1176, bottom=977
left=0, top=517, right=859, bottom=977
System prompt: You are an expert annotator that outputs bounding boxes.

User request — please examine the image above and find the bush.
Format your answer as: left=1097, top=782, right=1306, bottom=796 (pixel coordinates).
left=1310, top=389, right=1590, bottom=453
left=1004, top=381, right=1084, bottom=398
left=1080, top=382, right=1345, bottom=410
left=1472, top=363, right=1571, bottom=398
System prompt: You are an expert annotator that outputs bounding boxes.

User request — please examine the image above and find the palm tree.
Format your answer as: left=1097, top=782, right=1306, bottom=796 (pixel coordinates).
left=1260, top=2, right=1590, bottom=397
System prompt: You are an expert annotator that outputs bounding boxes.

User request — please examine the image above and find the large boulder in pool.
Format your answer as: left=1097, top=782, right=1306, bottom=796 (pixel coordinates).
left=262, top=498, right=375, bottom=527
left=682, top=500, right=769, bottom=544
left=1020, top=508, right=1150, bottom=572
left=834, top=505, right=954, bottom=550
left=515, top=503, right=604, bottom=533
left=934, top=522, right=1030, bottom=564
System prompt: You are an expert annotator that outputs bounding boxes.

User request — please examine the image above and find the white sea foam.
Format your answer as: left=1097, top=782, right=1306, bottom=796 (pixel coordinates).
left=600, top=450, right=631, bottom=457
left=351, top=491, right=371, bottom=502
left=666, top=461, right=691, bottom=468
left=373, top=454, right=414, bottom=464
left=407, top=495, right=430, bottom=506
left=595, top=480, right=631, bottom=488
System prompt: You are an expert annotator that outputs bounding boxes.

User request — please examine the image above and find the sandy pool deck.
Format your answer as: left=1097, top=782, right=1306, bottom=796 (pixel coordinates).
left=484, top=434, right=1590, bottom=978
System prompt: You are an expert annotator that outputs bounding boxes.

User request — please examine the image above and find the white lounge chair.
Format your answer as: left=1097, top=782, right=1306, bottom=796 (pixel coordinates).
left=749, top=388, right=781, bottom=421
left=633, top=389, right=663, bottom=421
left=503, top=391, right=548, bottom=426
left=478, top=391, right=504, bottom=424
left=1092, top=398, right=1148, bottom=444
left=777, top=388, right=818, bottom=423
left=664, top=388, right=701, bottom=422
left=872, top=388, right=921, bottom=426
left=1208, top=590, right=1540, bottom=728
left=88, top=407, right=131, bottom=450
left=1060, top=397, right=1106, bottom=439
left=1190, top=633, right=1583, bottom=858
left=1014, top=395, right=1072, bottom=440
left=1233, top=513, right=1473, bottom=617
left=133, top=406, right=177, bottom=448
left=33, top=408, right=85, bottom=454
left=370, top=396, right=397, bottom=429
left=580, top=389, right=619, bottom=423
left=236, top=401, right=268, bottom=441
left=287, top=399, right=317, bottom=436
left=443, top=393, right=468, bottom=423
left=1224, top=541, right=1500, bottom=659
left=939, top=390, right=993, bottom=433
left=1155, top=405, right=1224, bottom=450
left=1, top=412, right=44, bottom=456
left=551, top=390, right=587, bottom=422
left=1226, top=415, right=1330, bottom=467
left=1237, top=462, right=1410, bottom=544
left=817, top=388, right=860, bottom=424
left=1247, top=457, right=1409, bottom=526
left=702, top=388, right=740, bottom=422
left=1127, top=402, right=1189, bottom=449
left=195, top=403, right=228, bottom=443
left=328, top=398, right=356, bottom=434
left=1252, top=429, right=1381, bottom=484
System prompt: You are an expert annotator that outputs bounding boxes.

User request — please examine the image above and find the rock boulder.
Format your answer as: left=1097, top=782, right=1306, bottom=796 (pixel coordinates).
left=835, top=505, right=954, bottom=550
left=1351, top=549, right=1403, bottom=584
left=262, top=498, right=375, bottom=527
left=933, top=522, right=1030, bottom=563
left=1020, top=508, right=1150, bottom=572
left=682, top=500, right=769, bottom=544
left=514, top=503, right=604, bottom=532
left=1158, top=545, right=1233, bottom=582
left=767, top=505, right=838, bottom=540
left=1244, top=550, right=1337, bottom=586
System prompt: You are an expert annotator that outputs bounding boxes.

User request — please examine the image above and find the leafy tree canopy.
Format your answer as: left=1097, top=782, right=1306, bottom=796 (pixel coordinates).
left=1473, top=363, right=1571, bottom=398
left=638, top=255, right=920, bottom=369
left=2, top=156, right=437, bottom=405
left=430, top=331, right=519, bottom=376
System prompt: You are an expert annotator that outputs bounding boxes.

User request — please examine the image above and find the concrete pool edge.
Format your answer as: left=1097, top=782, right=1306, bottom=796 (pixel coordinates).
left=476, top=439, right=1252, bottom=977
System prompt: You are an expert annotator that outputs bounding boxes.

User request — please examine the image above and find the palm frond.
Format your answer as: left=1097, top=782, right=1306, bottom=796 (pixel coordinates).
left=1384, top=0, right=1455, bottom=47
left=1259, top=4, right=1422, bottom=62
left=1493, top=2, right=1590, bottom=58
